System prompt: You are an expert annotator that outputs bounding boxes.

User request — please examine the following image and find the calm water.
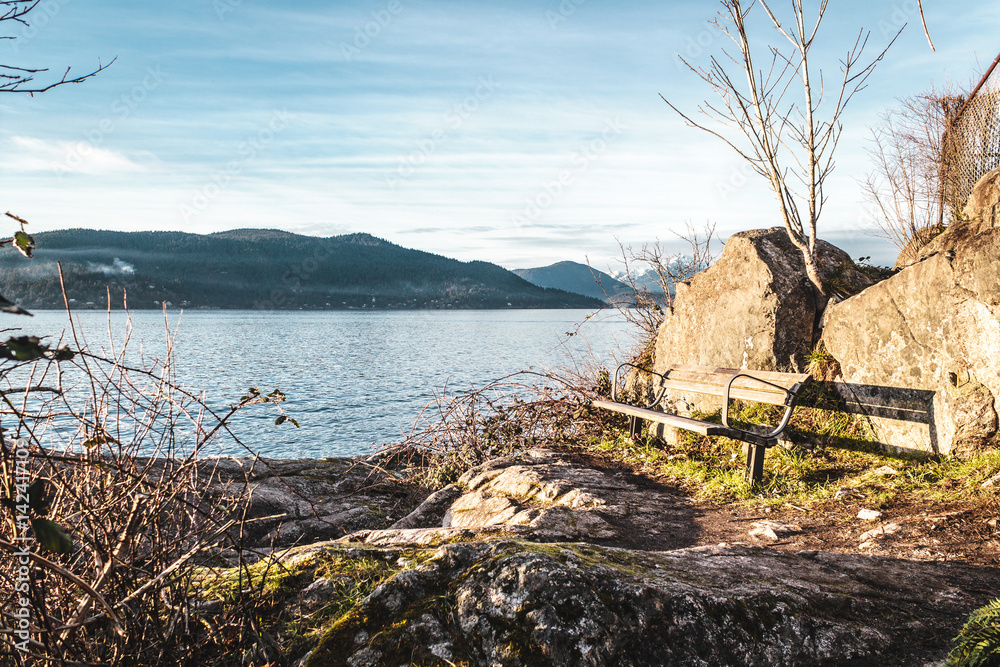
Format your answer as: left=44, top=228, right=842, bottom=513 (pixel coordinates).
left=11, top=310, right=638, bottom=458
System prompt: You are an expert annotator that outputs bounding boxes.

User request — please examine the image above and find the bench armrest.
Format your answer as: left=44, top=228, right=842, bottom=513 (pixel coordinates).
left=612, top=362, right=668, bottom=409
left=722, top=373, right=800, bottom=442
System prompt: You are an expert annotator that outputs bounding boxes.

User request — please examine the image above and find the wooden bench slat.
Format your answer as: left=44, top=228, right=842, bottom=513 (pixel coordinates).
left=662, top=372, right=792, bottom=391
left=665, top=364, right=809, bottom=384
left=664, top=367, right=808, bottom=389
left=667, top=364, right=810, bottom=382
left=591, top=400, right=729, bottom=436
left=656, top=379, right=796, bottom=406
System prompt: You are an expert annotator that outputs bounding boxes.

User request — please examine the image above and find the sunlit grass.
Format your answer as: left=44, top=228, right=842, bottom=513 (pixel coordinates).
left=588, top=402, right=1000, bottom=510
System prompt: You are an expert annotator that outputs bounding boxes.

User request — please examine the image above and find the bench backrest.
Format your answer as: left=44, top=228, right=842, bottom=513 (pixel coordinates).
left=658, top=364, right=811, bottom=406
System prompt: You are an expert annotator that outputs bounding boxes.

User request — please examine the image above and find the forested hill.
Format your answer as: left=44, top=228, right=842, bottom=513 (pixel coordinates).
left=514, top=261, right=632, bottom=303
left=0, top=229, right=603, bottom=310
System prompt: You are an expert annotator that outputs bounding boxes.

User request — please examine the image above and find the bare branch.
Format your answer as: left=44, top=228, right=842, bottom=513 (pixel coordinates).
left=918, top=0, right=935, bottom=52
left=861, top=86, right=958, bottom=251
left=662, top=0, right=898, bottom=298
left=0, top=2, right=113, bottom=93
left=598, top=222, right=719, bottom=337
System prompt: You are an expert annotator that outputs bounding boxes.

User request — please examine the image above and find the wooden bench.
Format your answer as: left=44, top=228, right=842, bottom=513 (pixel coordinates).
left=593, top=363, right=811, bottom=485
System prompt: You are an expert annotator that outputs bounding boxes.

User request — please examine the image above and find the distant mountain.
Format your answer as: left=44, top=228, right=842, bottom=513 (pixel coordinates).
left=513, top=261, right=633, bottom=304
left=609, top=268, right=668, bottom=295
left=0, top=229, right=603, bottom=310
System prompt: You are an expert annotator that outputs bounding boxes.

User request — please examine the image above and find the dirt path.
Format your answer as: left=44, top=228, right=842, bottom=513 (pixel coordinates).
left=565, top=446, right=1000, bottom=568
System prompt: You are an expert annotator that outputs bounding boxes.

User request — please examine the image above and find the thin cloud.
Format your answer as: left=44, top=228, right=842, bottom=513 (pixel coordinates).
left=5, top=136, right=148, bottom=176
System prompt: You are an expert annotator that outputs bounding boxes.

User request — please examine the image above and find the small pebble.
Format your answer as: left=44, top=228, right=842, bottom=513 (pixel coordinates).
left=857, top=509, right=882, bottom=521
left=859, top=522, right=901, bottom=542
left=749, top=520, right=802, bottom=541
left=981, top=471, right=1000, bottom=488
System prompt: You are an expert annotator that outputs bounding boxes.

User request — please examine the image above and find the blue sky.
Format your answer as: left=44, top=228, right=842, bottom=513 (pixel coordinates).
left=0, top=1, right=996, bottom=271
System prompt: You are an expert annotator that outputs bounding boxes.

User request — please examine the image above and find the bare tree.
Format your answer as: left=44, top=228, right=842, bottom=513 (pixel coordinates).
left=861, top=88, right=962, bottom=250
left=662, top=0, right=897, bottom=299
left=596, top=221, right=719, bottom=338
left=1, top=1, right=113, bottom=93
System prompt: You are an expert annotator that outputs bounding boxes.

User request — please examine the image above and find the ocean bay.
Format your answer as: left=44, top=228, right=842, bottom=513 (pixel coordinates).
left=13, top=309, right=636, bottom=458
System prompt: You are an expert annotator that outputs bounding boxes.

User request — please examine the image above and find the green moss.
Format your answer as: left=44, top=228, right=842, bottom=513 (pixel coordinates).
left=305, top=558, right=467, bottom=667
left=192, top=546, right=423, bottom=665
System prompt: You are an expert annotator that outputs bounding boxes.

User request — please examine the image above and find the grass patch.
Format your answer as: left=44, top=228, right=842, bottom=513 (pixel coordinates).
left=588, top=398, right=1000, bottom=511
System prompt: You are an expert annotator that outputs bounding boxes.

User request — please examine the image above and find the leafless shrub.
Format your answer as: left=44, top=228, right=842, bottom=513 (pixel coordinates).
left=663, top=0, right=898, bottom=298
left=405, top=367, right=620, bottom=488
left=0, top=309, right=295, bottom=665
left=861, top=88, right=962, bottom=249
left=596, top=221, right=719, bottom=338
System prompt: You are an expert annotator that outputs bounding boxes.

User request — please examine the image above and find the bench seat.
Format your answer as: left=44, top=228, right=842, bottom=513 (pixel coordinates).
left=593, top=363, right=811, bottom=484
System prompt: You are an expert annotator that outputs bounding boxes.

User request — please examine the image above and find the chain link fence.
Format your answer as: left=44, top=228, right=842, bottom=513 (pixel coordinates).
left=943, top=59, right=1000, bottom=214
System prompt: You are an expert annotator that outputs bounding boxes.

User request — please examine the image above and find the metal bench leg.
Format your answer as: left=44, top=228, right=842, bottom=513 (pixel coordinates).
left=628, top=416, right=642, bottom=440
left=745, top=444, right=766, bottom=486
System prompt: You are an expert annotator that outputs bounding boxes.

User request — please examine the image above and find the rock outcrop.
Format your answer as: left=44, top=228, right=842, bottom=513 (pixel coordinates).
left=958, top=164, right=1000, bottom=233
left=191, top=448, right=428, bottom=550
left=652, top=227, right=871, bottom=375
left=179, top=449, right=1000, bottom=665
left=344, top=449, right=701, bottom=550
left=822, top=169, right=1000, bottom=456
left=914, top=164, right=1000, bottom=263
left=299, top=540, right=1000, bottom=667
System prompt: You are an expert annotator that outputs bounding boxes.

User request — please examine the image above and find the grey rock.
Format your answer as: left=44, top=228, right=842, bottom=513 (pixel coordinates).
left=859, top=523, right=902, bottom=542
left=652, top=227, right=871, bottom=376
left=186, top=452, right=427, bottom=550
left=303, top=541, right=1000, bottom=667
left=390, top=483, right=463, bottom=529
left=342, top=450, right=698, bottom=548
left=748, top=520, right=802, bottom=541
left=821, top=222, right=1000, bottom=455
left=297, top=578, right=343, bottom=613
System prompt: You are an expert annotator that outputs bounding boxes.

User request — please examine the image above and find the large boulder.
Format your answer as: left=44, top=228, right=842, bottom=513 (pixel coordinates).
left=822, top=169, right=1000, bottom=456
left=914, top=164, right=1000, bottom=264
left=653, top=227, right=870, bottom=374
left=302, top=540, right=1000, bottom=667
